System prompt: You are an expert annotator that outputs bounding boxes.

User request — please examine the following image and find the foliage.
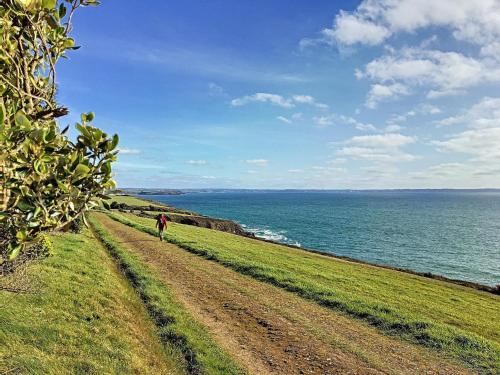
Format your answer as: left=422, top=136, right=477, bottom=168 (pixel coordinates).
left=108, top=211, right=500, bottom=374
left=0, top=0, right=118, bottom=262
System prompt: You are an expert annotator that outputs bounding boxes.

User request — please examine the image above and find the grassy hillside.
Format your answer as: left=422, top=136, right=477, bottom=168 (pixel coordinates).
left=0, top=229, right=182, bottom=375
left=108, top=211, right=500, bottom=373
left=108, top=195, right=164, bottom=207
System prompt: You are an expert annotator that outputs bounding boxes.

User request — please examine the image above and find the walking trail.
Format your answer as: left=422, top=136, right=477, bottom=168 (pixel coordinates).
left=95, top=213, right=472, bottom=375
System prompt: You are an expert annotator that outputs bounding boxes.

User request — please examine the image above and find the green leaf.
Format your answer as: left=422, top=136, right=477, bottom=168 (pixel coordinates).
left=59, top=3, right=67, bottom=18
left=75, top=123, right=85, bottom=133
left=42, top=0, right=56, bottom=10
left=101, top=161, right=111, bottom=175
left=86, top=112, right=95, bottom=122
left=16, top=229, right=28, bottom=241
left=28, top=221, right=41, bottom=228
left=9, top=244, right=22, bottom=261
left=17, top=199, right=34, bottom=212
left=74, top=164, right=90, bottom=177
left=56, top=180, right=69, bottom=193
left=63, top=38, right=75, bottom=49
left=111, top=134, right=119, bottom=150
left=15, top=111, right=31, bottom=130
left=102, top=200, right=111, bottom=210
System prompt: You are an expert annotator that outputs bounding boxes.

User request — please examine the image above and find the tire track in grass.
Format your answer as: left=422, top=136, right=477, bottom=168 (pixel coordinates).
left=95, top=212, right=476, bottom=375
left=89, top=214, right=247, bottom=375
left=106, top=211, right=500, bottom=374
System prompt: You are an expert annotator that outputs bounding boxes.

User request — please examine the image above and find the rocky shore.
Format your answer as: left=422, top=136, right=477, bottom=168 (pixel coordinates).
left=110, top=200, right=253, bottom=237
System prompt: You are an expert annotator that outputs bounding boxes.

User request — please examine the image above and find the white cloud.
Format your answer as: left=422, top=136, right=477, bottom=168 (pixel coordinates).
left=481, top=41, right=500, bottom=61
left=430, top=97, right=500, bottom=180
left=231, top=93, right=329, bottom=110
left=365, top=83, right=410, bottom=108
left=292, top=95, right=329, bottom=109
left=231, top=93, right=294, bottom=108
left=411, top=161, right=500, bottom=185
left=311, top=165, right=346, bottom=174
left=208, top=82, right=225, bottom=96
left=322, top=11, right=391, bottom=46
left=313, top=115, right=334, bottom=127
left=292, top=112, right=303, bottom=120
left=346, top=133, right=416, bottom=148
left=435, top=97, right=500, bottom=128
left=292, top=95, right=315, bottom=104
left=245, top=159, right=269, bottom=167
left=327, top=158, right=347, bottom=165
left=288, top=169, right=304, bottom=173
left=419, top=104, right=442, bottom=115
left=277, top=115, right=292, bottom=124
left=319, top=1, right=500, bottom=47
left=338, top=147, right=417, bottom=162
left=305, top=2, right=500, bottom=106
left=357, top=47, right=500, bottom=104
left=339, top=115, right=377, bottom=131
left=202, top=175, right=216, bottom=179
left=118, top=148, right=141, bottom=155
left=384, top=124, right=403, bottom=133
left=186, top=160, right=208, bottom=165
left=337, top=133, right=417, bottom=162
left=313, top=114, right=377, bottom=131
left=386, top=103, right=441, bottom=127
left=433, top=127, right=500, bottom=157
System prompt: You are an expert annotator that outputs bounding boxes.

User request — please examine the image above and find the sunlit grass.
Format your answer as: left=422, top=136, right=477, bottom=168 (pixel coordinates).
left=108, top=194, right=162, bottom=207
left=108, top=211, right=500, bottom=374
left=89, top=214, right=247, bottom=375
left=0, top=228, right=182, bottom=374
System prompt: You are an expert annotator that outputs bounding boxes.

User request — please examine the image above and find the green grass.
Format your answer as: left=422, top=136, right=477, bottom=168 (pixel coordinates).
left=108, top=211, right=500, bottom=374
left=0, top=228, right=182, bottom=375
left=108, top=195, right=193, bottom=216
left=148, top=211, right=193, bottom=217
left=108, top=194, right=164, bottom=208
left=89, top=214, right=247, bottom=375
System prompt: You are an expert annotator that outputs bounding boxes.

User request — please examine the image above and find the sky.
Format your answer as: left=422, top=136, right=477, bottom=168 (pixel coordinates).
left=58, top=0, right=500, bottom=189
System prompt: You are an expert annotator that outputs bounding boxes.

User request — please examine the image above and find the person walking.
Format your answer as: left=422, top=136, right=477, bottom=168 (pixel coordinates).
left=155, top=213, right=168, bottom=241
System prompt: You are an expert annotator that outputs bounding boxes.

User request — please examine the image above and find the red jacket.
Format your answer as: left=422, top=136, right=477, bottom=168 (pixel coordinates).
left=157, top=216, right=168, bottom=228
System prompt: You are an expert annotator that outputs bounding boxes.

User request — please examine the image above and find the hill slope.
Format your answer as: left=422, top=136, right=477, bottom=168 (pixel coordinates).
left=99, top=214, right=498, bottom=373
left=0, top=229, right=182, bottom=374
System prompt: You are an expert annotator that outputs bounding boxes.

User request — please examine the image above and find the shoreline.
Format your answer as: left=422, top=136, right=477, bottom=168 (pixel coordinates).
left=122, top=194, right=500, bottom=295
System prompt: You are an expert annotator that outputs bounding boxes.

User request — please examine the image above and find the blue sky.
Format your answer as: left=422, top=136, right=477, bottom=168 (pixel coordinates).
left=58, top=0, right=500, bottom=189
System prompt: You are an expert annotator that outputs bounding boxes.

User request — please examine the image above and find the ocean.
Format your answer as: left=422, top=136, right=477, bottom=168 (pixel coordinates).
left=146, top=190, right=500, bottom=286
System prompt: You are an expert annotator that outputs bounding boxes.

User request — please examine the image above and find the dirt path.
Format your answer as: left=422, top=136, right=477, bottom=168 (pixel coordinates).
left=95, top=213, right=473, bottom=375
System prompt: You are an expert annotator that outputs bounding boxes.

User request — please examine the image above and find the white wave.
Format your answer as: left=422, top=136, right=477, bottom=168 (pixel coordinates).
left=245, top=226, right=301, bottom=247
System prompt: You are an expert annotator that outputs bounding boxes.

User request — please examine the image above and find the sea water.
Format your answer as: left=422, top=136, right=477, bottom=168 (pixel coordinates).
left=147, top=191, right=500, bottom=286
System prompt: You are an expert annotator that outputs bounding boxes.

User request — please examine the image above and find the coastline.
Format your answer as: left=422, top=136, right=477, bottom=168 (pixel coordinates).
left=119, top=194, right=500, bottom=295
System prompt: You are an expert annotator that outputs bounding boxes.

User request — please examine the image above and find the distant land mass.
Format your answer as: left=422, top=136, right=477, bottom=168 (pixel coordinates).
left=116, top=188, right=500, bottom=195
left=114, top=188, right=184, bottom=195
